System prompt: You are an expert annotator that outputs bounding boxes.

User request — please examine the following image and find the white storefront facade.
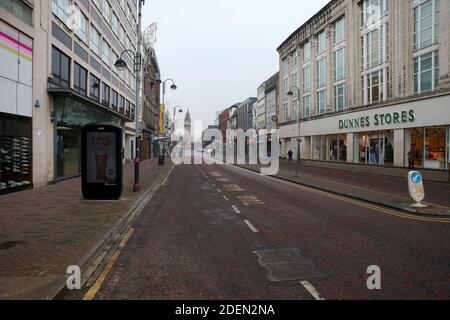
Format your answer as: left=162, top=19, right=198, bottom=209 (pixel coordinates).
left=300, top=93, right=450, bottom=170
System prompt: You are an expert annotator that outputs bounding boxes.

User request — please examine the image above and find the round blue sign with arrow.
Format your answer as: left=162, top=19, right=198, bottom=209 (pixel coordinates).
left=411, top=172, right=422, bottom=184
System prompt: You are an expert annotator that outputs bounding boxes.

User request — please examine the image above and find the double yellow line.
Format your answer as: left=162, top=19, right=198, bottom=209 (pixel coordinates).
left=289, top=181, right=450, bottom=223
left=83, top=227, right=135, bottom=300
left=232, top=165, right=450, bottom=224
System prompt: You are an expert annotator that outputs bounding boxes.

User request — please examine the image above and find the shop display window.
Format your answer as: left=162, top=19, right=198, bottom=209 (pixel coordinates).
left=328, top=134, right=347, bottom=162
left=425, top=127, right=446, bottom=169
left=0, top=114, right=32, bottom=194
left=354, top=130, right=394, bottom=166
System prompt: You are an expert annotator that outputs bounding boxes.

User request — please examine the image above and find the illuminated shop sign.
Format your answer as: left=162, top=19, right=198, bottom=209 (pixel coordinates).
left=339, top=110, right=415, bottom=130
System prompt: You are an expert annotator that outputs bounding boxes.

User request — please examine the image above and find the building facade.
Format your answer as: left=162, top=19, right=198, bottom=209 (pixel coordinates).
left=277, top=0, right=450, bottom=170
left=264, top=72, right=279, bottom=131
left=218, top=108, right=230, bottom=143
left=141, top=47, right=160, bottom=160
left=255, top=82, right=266, bottom=130
left=236, top=97, right=256, bottom=131
left=1, top=0, right=139, bottom=194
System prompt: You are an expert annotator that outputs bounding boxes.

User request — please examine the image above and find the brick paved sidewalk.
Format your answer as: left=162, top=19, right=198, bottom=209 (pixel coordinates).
left=0, top=158, right=172, bottom=299
left=238, top=160, right=450, bottom=217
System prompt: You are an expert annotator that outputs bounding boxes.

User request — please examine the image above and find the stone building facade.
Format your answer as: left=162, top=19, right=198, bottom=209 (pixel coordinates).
left=1, top=0, right=139, bottom=193
left=277, top=0, right=450, bottom=170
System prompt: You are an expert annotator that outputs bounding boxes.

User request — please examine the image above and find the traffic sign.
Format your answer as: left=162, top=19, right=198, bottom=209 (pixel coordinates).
left=408, top=171, right=427, bottom=208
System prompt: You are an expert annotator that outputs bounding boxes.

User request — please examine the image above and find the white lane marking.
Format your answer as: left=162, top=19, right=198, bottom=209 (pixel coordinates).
left=212, top=183, right=216, bottom=187
left=223, top=195, right=229, bottom=201
left=217, top=188, right=222, bottom=193
left=244, top=220, right=259, bottom=233
left=300, top=281, right=325, bottom=300
left=231, top=205, right=240, bottom=213
left=224, top=184, right=244, bottom=192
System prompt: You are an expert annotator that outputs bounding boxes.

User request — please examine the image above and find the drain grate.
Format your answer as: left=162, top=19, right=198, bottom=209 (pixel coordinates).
left=253, top=248, right=326, bottom=282
left=0, top=241, right=25, bottom=251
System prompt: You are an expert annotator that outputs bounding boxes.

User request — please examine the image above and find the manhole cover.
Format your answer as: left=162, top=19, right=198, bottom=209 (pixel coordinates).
left=253, top=248, right=326, bottom=282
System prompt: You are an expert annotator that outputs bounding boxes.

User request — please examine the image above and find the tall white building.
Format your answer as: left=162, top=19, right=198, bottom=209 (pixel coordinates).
left=277, top=0, right=450, bottom=171
left=1, top=0, right=139, bottom=194
left=255, top=81, right=266, bottom=130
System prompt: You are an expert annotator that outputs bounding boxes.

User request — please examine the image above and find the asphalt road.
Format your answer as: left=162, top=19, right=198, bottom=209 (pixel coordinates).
left=89, top=158, right=450, bottom=300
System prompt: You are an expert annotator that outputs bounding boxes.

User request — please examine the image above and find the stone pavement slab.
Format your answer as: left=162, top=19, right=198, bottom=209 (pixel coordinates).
left=0, top=158, right=172, bottom=299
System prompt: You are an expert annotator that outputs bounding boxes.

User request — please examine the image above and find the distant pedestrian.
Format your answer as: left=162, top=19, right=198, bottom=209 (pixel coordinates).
left=408, top=147, right=416, bottom=169
left=287, top=149, right=293, bottom=161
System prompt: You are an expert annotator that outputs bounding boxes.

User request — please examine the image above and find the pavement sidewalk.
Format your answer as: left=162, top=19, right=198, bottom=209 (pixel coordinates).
left=238, top=159, right=450, bottom=217
left=0, top=158, right=172, bottom=299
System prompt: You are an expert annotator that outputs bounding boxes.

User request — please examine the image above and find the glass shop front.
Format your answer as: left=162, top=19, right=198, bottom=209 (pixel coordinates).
left=0, top=113, right=32, bottom=194
left=55, top=97, right=121, bottom=179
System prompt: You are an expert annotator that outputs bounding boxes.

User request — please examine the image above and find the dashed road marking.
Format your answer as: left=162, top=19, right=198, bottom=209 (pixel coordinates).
left=232, top=205, right=241, bottom=213
left=209, top=172, right=222, bottom=177
left=224, top=184, right=244, bottom=192
left=229, top=165, right=450, bottom=223
left=236, top=195, right=265, bottom=206
left=216, top=188, right=222, bottom=193
left=300, top=281, right=325, bottom=300
left=244, top=220, right=259, bottom=233
left=223, top=195, right=229, bottom=201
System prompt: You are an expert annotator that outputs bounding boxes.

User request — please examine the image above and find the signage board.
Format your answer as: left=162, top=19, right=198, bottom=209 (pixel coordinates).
left=82, top=123, right=123, bottom=200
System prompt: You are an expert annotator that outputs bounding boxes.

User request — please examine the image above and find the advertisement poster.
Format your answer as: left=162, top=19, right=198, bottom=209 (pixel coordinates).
left=86, top=132, right=116, bottom=184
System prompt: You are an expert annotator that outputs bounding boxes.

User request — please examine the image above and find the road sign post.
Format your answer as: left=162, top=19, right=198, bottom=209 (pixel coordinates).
left=408, top=171, right=427, bottom=208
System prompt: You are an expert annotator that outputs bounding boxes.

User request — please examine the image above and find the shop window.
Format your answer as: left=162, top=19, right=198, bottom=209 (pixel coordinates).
left=89, top=74, right=100, bottom=102
left=73, top=63, right=87, bottom=96
left=355, top=131, right=394, bottom=165
left=312, top=136, right=327, bottom=161
left=50, top=46, right=70, bottom=88
left=0, top=113, right=32, bottom=194
left=328, top=135, right=348, bottom=162
left=425, top=127, right=446, bottom=169
left=406, top=128, right=424, bottom=168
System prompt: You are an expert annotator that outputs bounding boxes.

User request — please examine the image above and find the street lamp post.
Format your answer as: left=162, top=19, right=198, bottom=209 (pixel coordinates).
left=287, top=86, right=301, bottom=176
left=114, top=0, right=144, bottom=192
left=161, top=78, right=177, bottom=152
left=172, top=106, right=183, bottom=145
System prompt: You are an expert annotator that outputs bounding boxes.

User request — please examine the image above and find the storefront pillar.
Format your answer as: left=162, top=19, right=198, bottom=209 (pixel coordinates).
left=346, top=133, right=354, bottom=163
left=300, top=137, right=311, bottom=160
left=394, top=129, right=405, bottom=167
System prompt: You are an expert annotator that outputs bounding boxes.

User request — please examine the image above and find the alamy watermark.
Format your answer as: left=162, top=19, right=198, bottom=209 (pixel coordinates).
left=170, top=125, right=280, bottom=176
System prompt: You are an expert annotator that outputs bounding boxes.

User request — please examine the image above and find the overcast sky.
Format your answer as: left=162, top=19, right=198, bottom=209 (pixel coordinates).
left=141, top=0, right=330, bottom=137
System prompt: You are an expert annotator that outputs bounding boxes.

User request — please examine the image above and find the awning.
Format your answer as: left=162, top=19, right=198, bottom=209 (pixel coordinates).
left=47, top=87, right=134, bottom=122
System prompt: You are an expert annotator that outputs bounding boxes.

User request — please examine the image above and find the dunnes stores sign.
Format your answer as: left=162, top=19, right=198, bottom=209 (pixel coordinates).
left=339, top=109, right=415, bottom=130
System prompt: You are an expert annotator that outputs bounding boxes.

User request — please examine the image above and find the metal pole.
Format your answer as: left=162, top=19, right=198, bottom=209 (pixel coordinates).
left=133, top=0, right=143, bottom=192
